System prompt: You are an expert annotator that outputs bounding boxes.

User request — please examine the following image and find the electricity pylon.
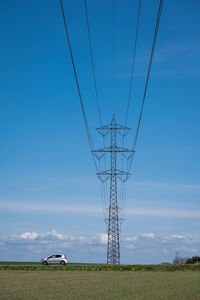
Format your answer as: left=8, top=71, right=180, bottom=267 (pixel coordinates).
left=93, top=115, right=133, bottom=264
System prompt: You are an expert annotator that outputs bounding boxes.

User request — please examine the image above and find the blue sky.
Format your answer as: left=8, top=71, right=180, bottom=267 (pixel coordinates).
left=0, top=0, right=200, bottom=264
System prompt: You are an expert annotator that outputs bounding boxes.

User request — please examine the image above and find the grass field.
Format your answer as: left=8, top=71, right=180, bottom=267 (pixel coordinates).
left=1, top=270, right=200, bottom=299
left=0, top=262, right=200, bottom=300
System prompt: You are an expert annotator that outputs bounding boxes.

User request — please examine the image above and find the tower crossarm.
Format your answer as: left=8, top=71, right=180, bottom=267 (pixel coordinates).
left=97, top=169, right=131, bottom=176
left=92, top=146, right=134, bottom=153
left=97, top=124, right=131, bottom=131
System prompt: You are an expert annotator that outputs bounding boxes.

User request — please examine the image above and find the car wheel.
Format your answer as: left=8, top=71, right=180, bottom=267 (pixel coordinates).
left=60, top=261, right=65, bottom=265
left=43, top=261, right=48, bottom=265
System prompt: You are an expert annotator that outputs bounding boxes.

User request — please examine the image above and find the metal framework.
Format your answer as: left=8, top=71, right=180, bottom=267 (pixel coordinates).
left=93, top=115, right=133, bottom=264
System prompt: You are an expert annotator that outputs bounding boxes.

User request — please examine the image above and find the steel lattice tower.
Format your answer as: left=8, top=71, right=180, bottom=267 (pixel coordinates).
left=93, top=115, right=133, bottom=264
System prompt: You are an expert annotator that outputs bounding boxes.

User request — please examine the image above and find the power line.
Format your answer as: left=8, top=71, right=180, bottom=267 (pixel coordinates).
left=113, top=0, right=116, bottom=111
left=125, top=0, right=142, bottom=125
left=128, top=0, right=164, bottom=172
left=59, top=0, right=98, bottom=171
left=84, top=0, right=102, bottom=127
left=121, top=0, right=142, bottom=218
left=121, top=0, right=164, bottom=221
left=59, top=0, right=164, bottom=265
left=84, top=0, right=109, bottom=216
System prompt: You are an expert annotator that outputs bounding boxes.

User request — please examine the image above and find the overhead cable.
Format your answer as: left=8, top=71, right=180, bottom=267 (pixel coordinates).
left=125, top=0, right=142, bottom=125
left=113, top=0, right=116, bottom=109
left=84, top=0, right=102, bottom=127
left=128, top=0, right=164, bottom=173
left=59, top=0, right=98, bottom=171
left=84, top=0, right=109, bottom=213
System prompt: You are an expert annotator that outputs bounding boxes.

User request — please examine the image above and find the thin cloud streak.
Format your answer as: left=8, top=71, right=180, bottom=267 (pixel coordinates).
left=131, top=180, right=200, bottom=192
left=125, top=208, right=200, bottom=218
left=0, top=201, right=200, bottom=218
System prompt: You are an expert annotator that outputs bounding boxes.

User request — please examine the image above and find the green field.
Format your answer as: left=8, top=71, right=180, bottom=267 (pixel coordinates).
left=0, top=262, right=200, bottom=299
left=1, top=270, right=200, bottom=299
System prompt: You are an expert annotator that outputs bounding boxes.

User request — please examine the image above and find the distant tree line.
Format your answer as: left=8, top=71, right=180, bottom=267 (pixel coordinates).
left=185, top=256, right=200, bottom=264
left=172, top=255, right=200, bottom=265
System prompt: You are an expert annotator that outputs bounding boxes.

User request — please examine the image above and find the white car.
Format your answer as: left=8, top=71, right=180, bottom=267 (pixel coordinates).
left=41, top=254, right=67, bottom=265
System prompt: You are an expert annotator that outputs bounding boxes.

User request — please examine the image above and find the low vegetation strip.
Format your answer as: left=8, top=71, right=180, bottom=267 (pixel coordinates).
left=0, top=262, right=200, bottom=271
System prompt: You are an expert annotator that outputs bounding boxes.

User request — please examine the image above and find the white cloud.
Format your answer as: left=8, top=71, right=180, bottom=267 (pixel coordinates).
left=1, top=231, right=200, bottom=264
left=14, top=232, right=38, bottom=240
left=12, top=230, right=107, bottom=245
left=124, top=236, right=137, bottom=242
left=125, top=244, right=137, bottom=249
left=142, top=233, right=155, bottom=239
left=91, top=234, right=108, bottom=244
left=40, top=230, right=67, bottom=240
left=170, top=235, right=186, bottom=240
left=98, top=233, right=108, bottom=244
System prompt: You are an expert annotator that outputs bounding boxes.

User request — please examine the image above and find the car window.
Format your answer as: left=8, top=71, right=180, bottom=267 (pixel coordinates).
left=56, top=255, right=62, bottom=258
left=49, top=255, right=56, bottom=258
